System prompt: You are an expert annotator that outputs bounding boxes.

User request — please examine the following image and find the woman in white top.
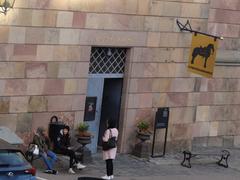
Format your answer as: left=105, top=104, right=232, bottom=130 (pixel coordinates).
left=102, top=119, right=119, bottom=180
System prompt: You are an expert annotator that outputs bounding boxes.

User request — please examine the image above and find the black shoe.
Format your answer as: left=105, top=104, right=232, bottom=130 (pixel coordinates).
left=44, top=169, right=58, bottom=175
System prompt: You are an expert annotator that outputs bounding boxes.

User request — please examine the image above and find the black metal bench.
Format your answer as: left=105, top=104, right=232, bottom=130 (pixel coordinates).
left=181, top=150, right=230, bottom=168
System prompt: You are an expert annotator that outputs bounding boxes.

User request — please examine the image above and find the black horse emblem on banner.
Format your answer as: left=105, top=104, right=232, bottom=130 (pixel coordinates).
left=191, top=44, right=215, bottom=68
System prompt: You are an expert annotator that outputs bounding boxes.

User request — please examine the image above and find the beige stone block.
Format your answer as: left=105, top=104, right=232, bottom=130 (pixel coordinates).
left=147, top=32, right=160, bottom=47
left=103, top=0, right=138, bottom=14
left=150, top=1, right=164, bottom=16
left=27, top=79, right=44, bottom=95
left=152, top=93, right=168, bottom=107
left=64, top=79, right=87, bottom=94
left=79, top=29, right=147, bottom=47
left=163, top=1, right=182, bottom=17
left=32, top=10, right=44, bottom=26
left=9, top=96, right=29, bottom=113
left=209, top=121, right=219, bottom=136
left=68, top=46, right=91, bottom=61
left=5, top=79, right=27, bottom=96
left=11, top=9, right=32, bottom=26
left=12, top=44, right=37, bottom=61
left=152, top=78, right=171, bottom=92
left=59, top=29, right=80, bottom=44
left=36, top=45, right=54, bottom=61
left=8, top=27, right=26, bottom=43
left=43, top=79, right=65, bottom=95
left=128, top=93, right=153, bottom=108
left=16, top=113, right=32, bottom=141
left=25, top=27, right=45, bottom=44
left=192, top=122, right=210, bottom=137
left=170, top=78, right=195, bottom=92
left=53, top=46, right=68, bottom=61
left=47, top=95, right=72, bottom=111
left=144, top=17, right=160, bottom=31
left=0, top=44, right=13, bottom=61
left=74, top=111, right=84, bottom=128
left=234, top=136, right=240, bottom=148
left=196, top=106, right=210, bottom=122
left=0, top=97, right=10, bottom=113
left=0, top=27, right=9, bottom=43
left=44, top=28, right=59, bottom=44
left=0, top=114, right=17, bottom=132
left=26, top=62, right=48, bottom=78
left=0, top=62, right=24, bottom=78
left=171, top=124, right=193, bottom=140
left=47, top=62, right=59, bottom=78
left=74, top=62, right=89, bottom=78
left=28, top=96, right=48, bottom=112
left=0, top=80, right=5, bottom=96
left=69, top=0, right=105, bottom=12
left=159, top=33, right=178, bottom=47
left=42, top=11, right=57, bottom=27
left=137, top=0, right=150, bottom=15
left=72, top=95, right=86, bottom=111
left=170, top=107, right=195, bottom=125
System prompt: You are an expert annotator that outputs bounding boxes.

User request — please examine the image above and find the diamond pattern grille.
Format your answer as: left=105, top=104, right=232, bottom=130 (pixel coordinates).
left=89, top=47, right=126, bottom=74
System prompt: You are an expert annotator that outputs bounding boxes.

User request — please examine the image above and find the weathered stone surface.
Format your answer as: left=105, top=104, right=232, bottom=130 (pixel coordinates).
left=27, top=79, right=45, bottom=95
left=47, top=95, right=72, bottom=111
left=43, top=79, right=65, bottom=95
left=192, top=122, right=210, bottom=137
left=9, top=96, right=29, bottom=113
left=0, top=27, right=9, bottom=43
left=128, top=93, right=153, bottom=108
left=13, top=44, right=37, bottom=61
left=8, top=27, right=26, bottom=43
left=16, top=113, right=33, bottom=146
left=64, top=79, right=87, bottom=94
left=207, top=137, right=223, bottom=147
left=28, top=96, right=48, bottom=112
left=25, top=27, right=45, bottom=44
left=47, top=62, right=59, bottom=78
left=223, top=136, right=234, bottom=148
left=57, top=11, right=73, bottom=27
left=169, top=107, right=195, bottom=125
left=0, top=97, right=10, bottom=113
left=0, top=62, right=25, bottom=78
left=5, top=80, right=27, bottom=96
left=26, top=62, right=48, bottom=78
left=0, top=114, right=17, bottom=131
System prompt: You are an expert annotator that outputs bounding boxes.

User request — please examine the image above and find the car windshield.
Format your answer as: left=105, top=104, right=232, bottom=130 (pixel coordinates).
left=0, top=150, right=28, bottom=167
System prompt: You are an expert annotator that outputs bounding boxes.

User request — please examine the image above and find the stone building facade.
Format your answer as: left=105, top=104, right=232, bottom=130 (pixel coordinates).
left=0, top=0, right=239, bottom=153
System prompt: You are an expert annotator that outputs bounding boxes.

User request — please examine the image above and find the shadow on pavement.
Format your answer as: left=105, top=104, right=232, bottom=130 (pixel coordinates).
left=78, top=177, right=102, bottom=180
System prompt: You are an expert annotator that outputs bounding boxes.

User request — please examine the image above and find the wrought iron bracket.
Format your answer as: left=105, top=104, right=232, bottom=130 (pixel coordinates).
left=176, top=19, right=223, bottom=40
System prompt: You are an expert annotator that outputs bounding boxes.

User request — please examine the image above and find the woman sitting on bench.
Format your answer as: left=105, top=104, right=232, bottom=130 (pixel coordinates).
left=56, top=125, right=86, bottom=174
left=33, top=127, right=58, bottom=174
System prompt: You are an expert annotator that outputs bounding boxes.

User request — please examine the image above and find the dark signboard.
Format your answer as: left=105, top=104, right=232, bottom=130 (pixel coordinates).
left=155, top=107, right=169, bottom=129
left=84, top=97, right=97, bottom=121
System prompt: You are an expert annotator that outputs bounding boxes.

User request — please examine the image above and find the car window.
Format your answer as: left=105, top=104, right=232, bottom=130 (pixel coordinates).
left=0, top=150, right=28, bottom=167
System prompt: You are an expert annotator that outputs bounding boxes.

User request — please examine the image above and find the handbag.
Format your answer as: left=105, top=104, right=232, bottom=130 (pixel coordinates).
left=102, top=129, right=117, bottom=151
left=28, top=144, right=40, bottom=155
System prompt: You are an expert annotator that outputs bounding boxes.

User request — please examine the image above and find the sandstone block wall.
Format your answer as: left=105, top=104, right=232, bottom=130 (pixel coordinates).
left=0, top=0, right=239, bottom=152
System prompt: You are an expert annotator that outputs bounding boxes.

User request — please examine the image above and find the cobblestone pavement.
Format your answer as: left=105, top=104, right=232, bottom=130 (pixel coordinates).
left=36, top=148, right=240, bottom=180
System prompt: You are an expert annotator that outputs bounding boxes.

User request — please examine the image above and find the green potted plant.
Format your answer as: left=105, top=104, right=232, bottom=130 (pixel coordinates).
left=78, top=122, right=91, bottom=137
left=136, top=121, right=152, bottom=142
left=77, top=122, right=92, bottom=145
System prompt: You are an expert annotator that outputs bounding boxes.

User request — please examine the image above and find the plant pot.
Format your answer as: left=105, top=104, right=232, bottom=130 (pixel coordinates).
left=137, top=131, right=151, bottom=142
left=77, top=135, right=92, bottom=146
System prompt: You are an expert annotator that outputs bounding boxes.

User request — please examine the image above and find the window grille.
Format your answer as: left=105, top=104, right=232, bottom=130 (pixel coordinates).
left=89, top=47, right=127, bottom=74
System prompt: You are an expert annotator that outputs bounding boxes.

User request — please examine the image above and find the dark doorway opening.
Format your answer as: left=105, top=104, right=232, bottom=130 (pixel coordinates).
left=97, top=78, right=123, bottom=146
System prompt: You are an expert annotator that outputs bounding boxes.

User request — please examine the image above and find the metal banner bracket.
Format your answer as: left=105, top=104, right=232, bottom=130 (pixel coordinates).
left=176, top=19, right=223, bottom=40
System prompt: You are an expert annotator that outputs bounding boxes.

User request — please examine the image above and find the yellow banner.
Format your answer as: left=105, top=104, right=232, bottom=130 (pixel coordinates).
left=188, top=33, right=218, bottom=78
